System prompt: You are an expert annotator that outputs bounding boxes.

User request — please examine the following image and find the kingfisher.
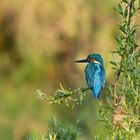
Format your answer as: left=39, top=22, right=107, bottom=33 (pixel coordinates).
left=75, top=54, right=106, bottom=99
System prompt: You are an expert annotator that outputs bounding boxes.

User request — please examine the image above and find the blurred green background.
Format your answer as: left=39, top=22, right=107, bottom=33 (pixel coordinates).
left=0, top=0, right=140, bottom=140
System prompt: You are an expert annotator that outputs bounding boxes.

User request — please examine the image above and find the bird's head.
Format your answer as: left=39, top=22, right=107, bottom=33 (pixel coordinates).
left=75, top=54, right=104, bottom=65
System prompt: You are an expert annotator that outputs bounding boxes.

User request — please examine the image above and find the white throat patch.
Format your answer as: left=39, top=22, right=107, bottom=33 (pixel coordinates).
left=94, top=60, right=101, bottom=65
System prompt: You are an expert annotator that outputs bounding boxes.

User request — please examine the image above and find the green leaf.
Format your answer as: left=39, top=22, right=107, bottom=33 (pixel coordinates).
left=124, top=6, right=128, bottom=18
left=117, top=4, right=123, bottom=16
left=111, top=67, right=118, bottom=70
left=127, top=89, right=134, bottom=94
left=131, top=28, right=136, bottom=35
left=111, top=51, right=119, bottom=54
left=110, top=61, right=117, bottom=66
left=130, top=5, right=135, bottom=17
left=115, top=35, right=123, bottom=46
left=119, top=25, right=127, bottom=34
left=122, top=0, right=129, bottom=3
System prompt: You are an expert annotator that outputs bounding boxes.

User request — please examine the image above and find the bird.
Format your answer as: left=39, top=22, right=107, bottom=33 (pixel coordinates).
left=75, top=54, right=106, bottom=99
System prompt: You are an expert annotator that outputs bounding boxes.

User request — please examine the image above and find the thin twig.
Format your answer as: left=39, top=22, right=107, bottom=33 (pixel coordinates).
left=36, top=86, right=90, bottom=107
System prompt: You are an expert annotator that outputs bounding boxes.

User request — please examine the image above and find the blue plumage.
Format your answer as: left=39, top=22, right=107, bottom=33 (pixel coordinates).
left=75, top=54, right=106, bottom=99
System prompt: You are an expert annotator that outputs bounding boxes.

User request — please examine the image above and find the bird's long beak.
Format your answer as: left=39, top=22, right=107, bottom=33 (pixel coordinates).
left=75, top=59, right=88, bottom=63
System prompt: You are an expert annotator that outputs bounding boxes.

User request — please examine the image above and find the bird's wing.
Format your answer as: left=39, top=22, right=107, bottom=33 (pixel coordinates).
left=85, top=65, right=94, bottom=89
left=85, top=64, right=105, bottom=98
left=101, top=66, right=106, bottom=88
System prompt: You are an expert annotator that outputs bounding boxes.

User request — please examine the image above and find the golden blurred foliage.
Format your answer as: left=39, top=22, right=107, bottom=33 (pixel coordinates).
left=0, top=0, right=140, bottom=139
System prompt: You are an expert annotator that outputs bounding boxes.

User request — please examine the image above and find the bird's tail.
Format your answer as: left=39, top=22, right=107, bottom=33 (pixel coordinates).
left=92, top=89, right=100, bottom=99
